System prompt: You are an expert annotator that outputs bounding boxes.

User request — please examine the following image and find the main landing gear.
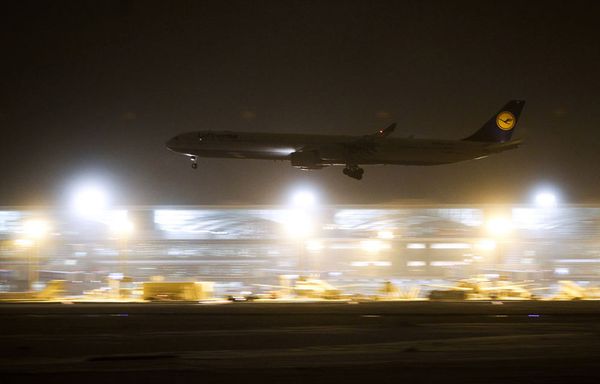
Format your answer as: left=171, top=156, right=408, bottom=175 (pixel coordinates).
left=343, top=165, right=364, bottom=180
left=190, top=156, right=198, bottom=169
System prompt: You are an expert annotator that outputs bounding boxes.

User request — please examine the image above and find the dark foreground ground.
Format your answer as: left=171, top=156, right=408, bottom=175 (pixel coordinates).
left=2, top=301, right=600, bottom=383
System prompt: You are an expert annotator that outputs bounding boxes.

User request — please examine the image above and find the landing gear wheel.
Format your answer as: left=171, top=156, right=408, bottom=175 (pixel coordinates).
left=190, top=156, right=198, bottom=170
left=191, top=163, right=198, bottom=169
left=343, top=165, right=364, bottom=180
left=356, top=168, right=364, bottom=179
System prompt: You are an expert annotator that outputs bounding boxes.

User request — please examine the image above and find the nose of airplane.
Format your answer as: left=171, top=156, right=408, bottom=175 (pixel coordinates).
left=166, top=136, right=180, bottom=151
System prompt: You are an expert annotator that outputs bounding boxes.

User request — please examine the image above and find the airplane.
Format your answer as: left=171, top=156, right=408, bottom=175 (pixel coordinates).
left=166, top=100, right=525, bottom=180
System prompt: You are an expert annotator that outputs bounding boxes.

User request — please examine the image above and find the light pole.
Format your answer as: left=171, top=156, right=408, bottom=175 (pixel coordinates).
left=485, top=216, right=513, bottom=273
left=109, top=215, right=134, bottom=277
left=305, top=240, right=324, bottom=276
left=70, top=183, right=110, bottom=221
left=285, top=190, right=318, bottom=275
left=533, top=190, right=559, bottom=280
left=22, top=219, right=49, bottom=290
left=284, top=210, right=314, bottom=275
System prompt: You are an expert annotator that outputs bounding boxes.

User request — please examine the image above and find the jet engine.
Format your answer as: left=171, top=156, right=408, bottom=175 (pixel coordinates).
left=290, top=151, right=324, bottom=170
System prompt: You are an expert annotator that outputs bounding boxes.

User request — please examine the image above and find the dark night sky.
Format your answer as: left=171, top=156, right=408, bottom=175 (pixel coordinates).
left=1, top=0, right=600, bottom=207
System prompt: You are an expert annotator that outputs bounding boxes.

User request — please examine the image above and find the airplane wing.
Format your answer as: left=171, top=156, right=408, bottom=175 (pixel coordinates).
left=364, top=123, right=396, bottom=139
left=374, top=123, right=396, bottom=138
left=341, top=123, right=398, bottom=160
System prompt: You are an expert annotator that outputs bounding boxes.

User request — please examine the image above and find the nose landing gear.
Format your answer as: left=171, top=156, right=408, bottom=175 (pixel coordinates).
left=190, top=156, right=198, bottom=169
left=343, top=165, right=364, bottom=180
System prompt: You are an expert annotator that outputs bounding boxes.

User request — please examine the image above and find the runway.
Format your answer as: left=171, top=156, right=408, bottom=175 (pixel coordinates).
left=2, top=301, right=600, bottom=383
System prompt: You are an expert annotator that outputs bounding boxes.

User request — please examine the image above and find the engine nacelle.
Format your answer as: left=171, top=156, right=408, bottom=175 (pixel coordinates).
left=290, top=151, right=325, bottom=170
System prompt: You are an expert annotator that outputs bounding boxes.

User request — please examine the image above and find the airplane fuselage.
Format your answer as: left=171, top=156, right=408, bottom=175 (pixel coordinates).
left=166, top=131, right=503, bottom=166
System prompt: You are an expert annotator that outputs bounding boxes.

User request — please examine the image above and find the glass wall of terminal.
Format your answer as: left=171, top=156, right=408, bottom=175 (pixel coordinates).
left=1, top=205, right=600, bottom=294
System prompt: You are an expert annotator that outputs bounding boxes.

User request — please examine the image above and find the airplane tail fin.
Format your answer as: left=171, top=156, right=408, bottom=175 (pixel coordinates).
left=463, top=100, right=525, bottom=143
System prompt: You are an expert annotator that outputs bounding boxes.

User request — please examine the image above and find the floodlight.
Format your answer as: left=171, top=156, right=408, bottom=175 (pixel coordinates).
left=534, top=192, right=557, bottom=208
left=291, top=190, right=317, bottom=208
left=71, top=184, right=109, bottom=220
left=23, top=219, right=50, bottom=240
left=486, top=217, right=513, bottom=237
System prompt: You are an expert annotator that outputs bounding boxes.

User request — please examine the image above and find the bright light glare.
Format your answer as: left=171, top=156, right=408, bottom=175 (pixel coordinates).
left=430, top=261, right=466, bottom=267
left=377, top=230, right=394, bottom=239
left=476, top=239, right=497, bottom=251
left=554, top=267, right=569, bottom=275
left=108, top=272, right=124, bottom=280
left=14, top=238, right=34, bottom=247
left=430, top=243, right=471, bottom=249
left=72, top=184, right=109, bottom=220
left=535, top=192, right=557, bottom=208
left=360, top=239, right=390, bottom=253
left=407, top=261, right=426, bottom=267
left=109, top=212, right=134, bottom=237
left=305, top=240, right=324, bottom=251
left=284, top=210, right=314, bottom=238
left=291, top=191, right=316, bottom=208
left=486, top=217, right=513, bottom=237
left=23, top=219, right=49, bottom=240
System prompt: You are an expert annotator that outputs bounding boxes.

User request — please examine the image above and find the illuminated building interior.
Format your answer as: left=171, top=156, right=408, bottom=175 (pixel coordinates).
left=2, top=204, right=600, bottom=295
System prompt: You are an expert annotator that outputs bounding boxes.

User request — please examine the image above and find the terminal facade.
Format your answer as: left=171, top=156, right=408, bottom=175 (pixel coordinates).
left=1, top=205, right=599, bottom=294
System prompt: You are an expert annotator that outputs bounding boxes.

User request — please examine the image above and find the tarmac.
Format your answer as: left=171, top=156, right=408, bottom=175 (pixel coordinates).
left=2, top=301, right=600, bottom=383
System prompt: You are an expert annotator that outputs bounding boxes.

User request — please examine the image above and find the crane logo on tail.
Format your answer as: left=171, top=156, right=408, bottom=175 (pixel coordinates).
left=496, top=111, right=516, bottom=131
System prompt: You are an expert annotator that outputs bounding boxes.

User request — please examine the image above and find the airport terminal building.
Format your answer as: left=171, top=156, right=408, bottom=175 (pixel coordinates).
left=1, top=204, right=600, bottom=294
